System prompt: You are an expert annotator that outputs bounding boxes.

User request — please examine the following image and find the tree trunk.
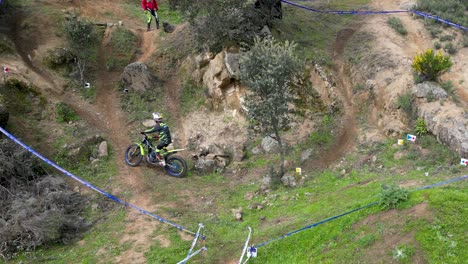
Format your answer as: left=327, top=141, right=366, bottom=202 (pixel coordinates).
left=272, top=120, right=284, bottom=177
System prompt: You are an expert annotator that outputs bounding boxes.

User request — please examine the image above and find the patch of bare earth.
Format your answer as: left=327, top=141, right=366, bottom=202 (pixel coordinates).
left=354, top=203, right=432, bottom=263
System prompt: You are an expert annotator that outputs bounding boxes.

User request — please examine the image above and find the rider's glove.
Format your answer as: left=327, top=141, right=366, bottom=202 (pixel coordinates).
left=140, top=131, right=146, bottom=135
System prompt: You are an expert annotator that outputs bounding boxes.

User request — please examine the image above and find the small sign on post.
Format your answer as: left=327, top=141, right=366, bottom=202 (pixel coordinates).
left=461, top=158, right=468, bottom=166
left=295, top=167, right=302, bottom=175
left=406, top=134, right=417, bottom=142
left=247, top=247, right=257, bottom=258
left=3, top=66, right=10, bottom=82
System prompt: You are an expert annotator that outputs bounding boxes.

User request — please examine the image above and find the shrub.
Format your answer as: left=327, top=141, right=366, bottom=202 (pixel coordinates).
left=414, top=118, right=429, bottom=136
left=433, top=41, right=441, bottom=50
left=440, top=80, right=459, bottom=103
left=444, top=42, right=457, bottom=54
left=412, top=49, right=452, bottom=81
left=378, top=184, right=409, bottom=210
left=439, top=35, right=454, bottom=42
left=387, top=17, right=407, bottom=36
left=396, top=91, right=414, bottom=118
left=55, top=102, right=79, bottom=122
left=0, top=140, right=89, bottom=259
left=463, top=35, right=468, bottom=47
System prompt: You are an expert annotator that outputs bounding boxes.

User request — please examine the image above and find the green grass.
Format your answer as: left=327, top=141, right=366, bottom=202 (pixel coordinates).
left=273, top=0, right=370, bottom=65
left=180, top=80, right=206, bottom=113
left=106, top=27, right=138, bottom=70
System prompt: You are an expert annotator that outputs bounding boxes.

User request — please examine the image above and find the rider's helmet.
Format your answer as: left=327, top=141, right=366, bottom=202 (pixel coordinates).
left=152, top=112, right=163, bottom=123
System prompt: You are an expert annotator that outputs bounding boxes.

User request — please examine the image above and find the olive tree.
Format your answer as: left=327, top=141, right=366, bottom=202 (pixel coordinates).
left=240, top=37, right=302, bottom=177
left=64, top=18, right=98, bottom=84
left=174, top=0, right=282, bottom=52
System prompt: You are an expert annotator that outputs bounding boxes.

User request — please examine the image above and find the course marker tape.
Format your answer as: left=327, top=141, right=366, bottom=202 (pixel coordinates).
left=252, top=174, right=467, bottom=251
left=280, top=0, right=467, bottom=31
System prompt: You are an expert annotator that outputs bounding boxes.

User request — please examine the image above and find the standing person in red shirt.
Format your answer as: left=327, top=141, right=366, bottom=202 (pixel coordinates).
left=142, top=0, right=159, bottom=31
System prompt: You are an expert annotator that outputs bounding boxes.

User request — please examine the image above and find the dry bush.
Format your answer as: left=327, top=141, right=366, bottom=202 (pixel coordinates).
left=0, top=140, right=90, bottom=260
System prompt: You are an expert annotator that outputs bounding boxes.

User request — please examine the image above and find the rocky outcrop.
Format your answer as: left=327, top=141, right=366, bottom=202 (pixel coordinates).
left=189, top=135, right=234, bottom=174
left=120, top=62, right=158, bottom=92
left=413, top=82, right=468, bottom=157
left=200, top=51, right=245, bottom=111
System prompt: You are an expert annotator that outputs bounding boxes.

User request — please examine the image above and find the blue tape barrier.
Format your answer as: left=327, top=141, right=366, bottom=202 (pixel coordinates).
left=415, top=175, right=468, bottom=191
left=280, top=0, right=467, bottom=31
left=253, top=174, right=467, bottom=249
left=0, top=126, right=197, bottom=236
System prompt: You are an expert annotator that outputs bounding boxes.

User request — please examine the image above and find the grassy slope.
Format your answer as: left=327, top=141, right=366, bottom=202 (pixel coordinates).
left=5, top=0, right=468, bottom=263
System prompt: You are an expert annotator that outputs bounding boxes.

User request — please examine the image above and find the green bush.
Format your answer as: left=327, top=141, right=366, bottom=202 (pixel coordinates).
left=414, top=118, right=429, bottom=136
left=412, top=49, right=452, bottom=81
left=378, top=185, right=409, bottom=210
left=439, top=35, right=454, bottom=42
left=433, top=41, right=441, bottom=50
left=444, top=42, right=457, bottom=55
left=55, top=102, right=79, bottom=122
left=440, top=80, right=459, bottom=103
left=397, top=91, right=414, bottom=118
left=107, top=27, right=138, bottom=70
left=387, top=17, right=407, bottom=36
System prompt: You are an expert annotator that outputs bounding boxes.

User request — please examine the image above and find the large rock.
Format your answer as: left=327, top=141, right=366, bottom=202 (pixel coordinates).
left=414, top=82, right=468, bottom=157
left=191, top=143, right=232, bottom=173
left=202, top=51, right=245, bottom=111
left=224, top=52, right=240, bottom=80
left=413, top=82, right=448, bottom=100
left=261, top=136, right=280, bottom=153
left=98, top=141, right=108, bottom=158
left=120, top=62, right=157, bottom=92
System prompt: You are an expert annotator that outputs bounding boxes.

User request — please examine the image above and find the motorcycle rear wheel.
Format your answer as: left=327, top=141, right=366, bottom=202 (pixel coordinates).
left=165, top=155, right=187, bottom=177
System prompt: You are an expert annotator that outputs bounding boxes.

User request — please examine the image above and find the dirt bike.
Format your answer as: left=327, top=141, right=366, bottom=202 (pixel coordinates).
left=124, top=134, right=187, bottom=177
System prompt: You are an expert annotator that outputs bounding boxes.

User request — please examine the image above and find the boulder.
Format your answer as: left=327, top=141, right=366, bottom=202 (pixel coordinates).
left=413, top=82, right=448, bottom=100
left=224, top=52, right=240, bottom=80
left=98, top=141, right=108, bottom=158
left=231, top=207, right=243, bottom=221
left=120, top=62, right=157, bottom=92
left=281, top=174, right=297, bottom=187
left=301, top=149, right=313, bottom=163
left=261, top=136, right=280, bottom=153
left=163, top=22, right=175, bottom=33
left=414, top=83, right=468, bottom=157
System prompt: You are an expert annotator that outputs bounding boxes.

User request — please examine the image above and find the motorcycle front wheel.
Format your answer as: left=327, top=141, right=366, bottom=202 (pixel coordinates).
left=125, top=144, right=143, bottom=167
left=165, top=155, right=187, bottom=177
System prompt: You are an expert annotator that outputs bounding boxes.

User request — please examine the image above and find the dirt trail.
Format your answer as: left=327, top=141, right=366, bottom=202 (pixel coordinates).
left=306, top=27, right=359, bottom=169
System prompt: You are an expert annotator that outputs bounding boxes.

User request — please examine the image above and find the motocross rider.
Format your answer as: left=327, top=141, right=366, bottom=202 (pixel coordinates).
left=141, top=112, right=172, bottom=164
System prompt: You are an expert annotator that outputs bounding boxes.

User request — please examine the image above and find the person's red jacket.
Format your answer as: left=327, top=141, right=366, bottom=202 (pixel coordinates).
left=141, top=0, right=158, bottom=11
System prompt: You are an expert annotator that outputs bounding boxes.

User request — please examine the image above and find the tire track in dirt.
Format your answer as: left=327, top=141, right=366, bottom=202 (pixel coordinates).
left=307, top=27, right=359, bottom=169
left=96, top=28, right=164, bottom=264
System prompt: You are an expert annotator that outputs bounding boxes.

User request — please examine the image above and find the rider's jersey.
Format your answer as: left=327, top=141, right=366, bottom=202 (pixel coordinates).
left=144, top=122, right=172, bottom=144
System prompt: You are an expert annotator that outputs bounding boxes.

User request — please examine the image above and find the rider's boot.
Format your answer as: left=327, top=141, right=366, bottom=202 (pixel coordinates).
left=156, top=153, right=165, bottom=166
left=147, top=23, right=151, bottom=31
